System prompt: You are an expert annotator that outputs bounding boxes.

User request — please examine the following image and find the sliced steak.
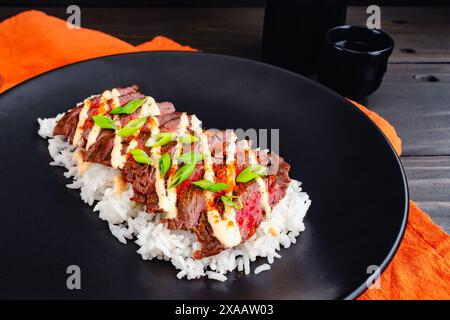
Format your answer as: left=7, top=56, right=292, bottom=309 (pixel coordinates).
left=234, top=181, right=264, bottom=241
left=118, top=92, right=145, bottom=107
left=193, top=213, right=225, bottom=259
left=121, top=161, right=159, bottom=212
left=79, top=119, right=95, bottom=149
left=118, top=107, right=145, bottom=129
left=233, top=153, right=291, bottom=241
left=164, top=163, right=225, bottom=256
left=160, top=141, right=177, bottom=158
left=166, top=184, right=206, bottom=230
left=205, top=129, right=225, bottom=161
left=116, top=85, right=140, bottom=96
left=174, top=164, right=204, bottom=194
left=158, top=112, right=182, bottom=132
left=167, top=165, right=205, bottom=225
left=83, top=129, right=115, bottom=165
left=158, top=101, right=176, bottom=115
left=256, top=151, right=291, bottom=206
left=267, top=155, right=291, bottom=207
left=53, top=105, right=83, bottom=142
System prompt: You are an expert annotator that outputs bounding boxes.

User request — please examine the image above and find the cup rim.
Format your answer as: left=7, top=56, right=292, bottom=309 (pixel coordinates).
left=326, top=25, right=395, bottom=56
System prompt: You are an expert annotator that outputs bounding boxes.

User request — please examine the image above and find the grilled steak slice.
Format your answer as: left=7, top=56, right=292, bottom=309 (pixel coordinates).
left=118, top=106, right=143, bottom=127
left=267, top=155, right=291, bottom=206
left=83, top=130, right=115, bottom=165
left=117, top=101, right=173, bottom=128
left=79, top=119, right=94, bottom=149
left=193, top=213, right=225, bottom=259
left=158, top=101, right=176, bottom=115
left=121, top=161, right=159, bottom=212
left=118, top=91, right=145, bottom=107
left=53, top=105, right=83, bottom=143
left=161, top=165, right=205, bottom=226
left=234, top=154, right=290, bottom=242
left=234, top=181, right=264, bottom=240
left=117, top=84, right=140, bottom=96
left=166, top=184, right=206, bottom=230
left=158, top=112, right=183, bottom=132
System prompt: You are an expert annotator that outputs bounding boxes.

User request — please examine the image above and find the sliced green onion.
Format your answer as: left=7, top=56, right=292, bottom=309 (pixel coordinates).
left=221, top=195, right=243, bottom=210
left=129, top=149, right=152, bottom=165
left=178, top=134, right=199, bottom=144
left=178, top=151, right=203, bottom=164
left=191, top=180, right=229, bottom=192
left=110, top=98, right=145, bottom=115
left=92, top=115, right=117, bottom=130
left=168, top=163, right=196, bottom=189
left=160, top=152, right=171, bottom=178
left=236, top=164, right=268, bottom=183
left=117, top=117, right=147, bottom=137
left=145, top=132, right=177, bottom=148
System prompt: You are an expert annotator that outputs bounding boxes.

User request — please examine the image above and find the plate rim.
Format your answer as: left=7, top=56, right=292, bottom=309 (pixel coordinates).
left=0, top=51, right=410, bottom=300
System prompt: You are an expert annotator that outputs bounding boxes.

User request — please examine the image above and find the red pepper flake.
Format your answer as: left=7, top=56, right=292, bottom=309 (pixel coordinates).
left=149, top=117, right=158, bottom=127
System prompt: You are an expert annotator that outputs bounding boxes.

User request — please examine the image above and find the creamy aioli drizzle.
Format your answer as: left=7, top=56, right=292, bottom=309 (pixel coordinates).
left=110, top=135, right=125, bottom=169
left=72, top=99, right=91, bottom=146
left=164, top=113, right=190, bottom=219
left=195, top=123, right=241, bottom=248
left=219, top=130, right=242, bottom=246
left=245, top=141, right=271, bottom=215
left=86, top=90, right=119, bottom=150
left=147, top=117, right=175, bottom=217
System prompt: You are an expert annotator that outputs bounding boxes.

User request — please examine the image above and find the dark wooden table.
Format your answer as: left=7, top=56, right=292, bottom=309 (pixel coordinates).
left=2, top=6, right=449, bottom=231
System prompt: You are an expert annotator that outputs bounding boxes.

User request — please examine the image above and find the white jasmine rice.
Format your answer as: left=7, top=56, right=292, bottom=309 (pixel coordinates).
left=254, top=263, right=271, bottom=274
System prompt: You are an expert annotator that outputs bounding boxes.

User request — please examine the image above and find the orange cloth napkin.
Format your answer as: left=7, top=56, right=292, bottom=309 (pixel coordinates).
left=1, top=10, right=449, bottom=300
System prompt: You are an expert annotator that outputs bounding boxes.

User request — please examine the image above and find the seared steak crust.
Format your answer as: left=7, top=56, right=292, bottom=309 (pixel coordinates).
left=193, top=213, right=225, bottom=259
left=53, top=105, right=83, bottom=143
left=83, top=130, right=115, bottom=165
left=167, top=184, right=206, bottom=230
left=122, top=161, right=159, bottom=212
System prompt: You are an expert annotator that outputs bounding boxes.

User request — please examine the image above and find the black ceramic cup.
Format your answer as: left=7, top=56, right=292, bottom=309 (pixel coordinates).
left=318, top=25, right=394, bottom=100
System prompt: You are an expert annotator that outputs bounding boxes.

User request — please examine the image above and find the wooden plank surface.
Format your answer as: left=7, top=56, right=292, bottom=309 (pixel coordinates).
left=402, top=156, right=450, bottom=232
left=364, top=64, right=450, bottom=156
left=1, top=6, right=449, bottom=231
left=1, top=6, right=449, bottom=156
left=347, top=6, right=450, bottom=63
left=1, top=6, right=450, bottom=62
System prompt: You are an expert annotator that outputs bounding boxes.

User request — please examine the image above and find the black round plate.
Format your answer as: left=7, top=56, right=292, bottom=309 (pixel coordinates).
left=0, top=52, right=408, bottom=299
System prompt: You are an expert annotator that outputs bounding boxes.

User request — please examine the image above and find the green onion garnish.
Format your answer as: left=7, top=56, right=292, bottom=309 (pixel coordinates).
left=160, top=152, right=171, bottom=178
left=191, top=180, right=229, bottom=192
left=168, top=163, right=196, bottom=189
left=236, top=164, right=268, bottom=183
left=129, top=149, right=152, bottom=165
left=178, top=151, right=203, bottom=164
left=178, top=134, right=199, bottom=144
left=117, top=117, right=147, bottom=137
left=110, top=98, right=145, bottom=115
left=221, top=195, right=243, bottom=210
left=145, top=132, right=177, bottom=148
left=92, top=115, right=117, bottom=130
